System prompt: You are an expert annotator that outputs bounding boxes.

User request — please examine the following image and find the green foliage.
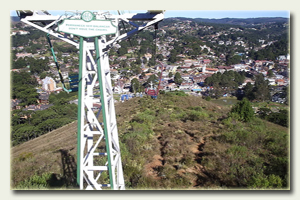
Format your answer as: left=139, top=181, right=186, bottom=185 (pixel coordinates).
left=205, top=96, right=211, bottom=101
left=226, top=54, right=242, bottom=65
left=250, top=174, right=283, bottom=189
left=16, top=173, right=52, bottom=189
left=11, top=102, right=77, bottom=146
left=252, top=74, right=271, bottom=102
left=179, top=109, right=209, bottom=122
left=15, top=152, right=33, bottom=162
left=249, top=38, right=288, bottom=60
left=204, top=71, right=245, bottom=99
left=174, top=72, right=183, bottom=85
left=48, top=91, right=78, bottom=105
left=258, top=108, right=288, bottom=127
left=243, top=82, right=255, bottom=101
left=130, top=78, right=144, bottom=93
left=203, top=116, right=289, bottom=188
left=11, top=71, right=39, bottom=106
left=229, top=98, right=254, bottom=122
left=267, top=109, right=288, bottom=127
left=166, top=90, right=187, bottom=97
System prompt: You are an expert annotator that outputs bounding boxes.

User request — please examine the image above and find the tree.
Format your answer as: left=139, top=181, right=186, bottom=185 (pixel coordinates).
left=174, top=72, right=183, bottom=85
left=131, top=78, right=143, bottom=93
left=229, top=98, right=254, bottom=122
left=226, top=55, right=242, bottom=65
left=156, top=54, right=164, bottom=61
left=146, top=74, right=158, bottom=88
left=168, top=49, right=178, bottom=63
left=168, top=72, right=173, bottom=78
left=267, top=69, right=274, bottom=78
left=243, top=82, right=255, bottom=101
left=118, top=47, right=127, bottom=56
left=253, top=74, right=271, bottom=102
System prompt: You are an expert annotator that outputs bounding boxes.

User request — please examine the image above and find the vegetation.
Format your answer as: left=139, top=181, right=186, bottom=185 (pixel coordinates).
left=242, top=74, right=271, bottom=102
left=11, top=71, right=38, bottom=106
left=11, top=91, right=77, bottom=146
left=11, top=94, right=288, bottom=190
left=229, top=98, right=254, bottom=122
left=258, top=108, right=288, bottom=127
left=174, top=72, right=183, bottom=85
left=204, top=71, right=245, bottom=99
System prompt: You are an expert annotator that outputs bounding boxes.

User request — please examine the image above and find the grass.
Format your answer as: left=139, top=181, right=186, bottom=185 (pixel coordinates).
left=11, top=122, right=77, bottom=189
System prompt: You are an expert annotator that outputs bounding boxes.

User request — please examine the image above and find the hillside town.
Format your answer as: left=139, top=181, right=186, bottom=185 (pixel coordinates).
left=10, top=16, right=289, bottom=112
left=10, top=13, right=290, bottom=191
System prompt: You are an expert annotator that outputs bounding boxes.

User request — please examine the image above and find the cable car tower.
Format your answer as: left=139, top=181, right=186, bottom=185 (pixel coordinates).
left=17, top=10, right=164, bottom=190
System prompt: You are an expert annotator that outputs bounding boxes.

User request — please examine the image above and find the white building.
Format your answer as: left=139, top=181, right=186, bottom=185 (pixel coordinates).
left=42, top=76, right=56, bottom=91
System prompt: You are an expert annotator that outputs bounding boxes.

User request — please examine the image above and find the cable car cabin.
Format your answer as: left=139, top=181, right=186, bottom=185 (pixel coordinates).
left=68, top=74, right=79, bottom=92
left=145, top=88, right=158, bottom=99
left=145, top=81, right=158, bottom=99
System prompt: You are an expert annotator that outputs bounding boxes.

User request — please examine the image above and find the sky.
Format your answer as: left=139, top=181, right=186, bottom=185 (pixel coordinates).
left=10, top=10, right=290, bottom=19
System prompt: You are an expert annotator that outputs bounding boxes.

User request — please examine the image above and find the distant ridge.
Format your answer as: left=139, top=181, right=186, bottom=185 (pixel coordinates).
left=11, top=16, right=20, bottom=22
left=166, top=17, right=289, bottom=26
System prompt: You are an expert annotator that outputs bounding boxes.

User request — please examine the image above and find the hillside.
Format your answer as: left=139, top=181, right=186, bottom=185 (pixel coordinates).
left=11, top=93, right=289, bottom=189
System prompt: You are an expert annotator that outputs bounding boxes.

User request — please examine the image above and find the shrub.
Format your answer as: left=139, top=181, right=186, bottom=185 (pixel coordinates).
left=229, top=98, right=254, bottom=122
left=205, top=96, right=211, bottom=101
left=15, top=173, right=52, bottom=189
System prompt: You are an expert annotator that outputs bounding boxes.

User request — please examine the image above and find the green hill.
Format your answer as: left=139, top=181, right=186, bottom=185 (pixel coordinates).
left=11, top=93, right=289, bottom=190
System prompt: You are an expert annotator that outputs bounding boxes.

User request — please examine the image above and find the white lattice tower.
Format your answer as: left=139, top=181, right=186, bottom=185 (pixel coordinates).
left=17, top=10, right=164, bottom=190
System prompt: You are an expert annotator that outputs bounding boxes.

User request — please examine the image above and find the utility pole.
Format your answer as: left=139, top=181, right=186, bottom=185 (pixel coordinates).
left=17, top=10, right=164, bottom=190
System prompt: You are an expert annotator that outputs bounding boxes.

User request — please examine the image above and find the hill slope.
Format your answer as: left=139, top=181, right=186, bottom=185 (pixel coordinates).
left=11, top=93, right=289, bottom=189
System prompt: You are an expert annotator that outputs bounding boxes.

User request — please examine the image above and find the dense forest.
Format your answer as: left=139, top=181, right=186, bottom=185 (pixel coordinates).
left=11, top=71, right=78, bottom=146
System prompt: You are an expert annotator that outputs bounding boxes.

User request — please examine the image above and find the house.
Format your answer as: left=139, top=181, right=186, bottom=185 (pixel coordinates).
left=62, top=53, right=70, bottom=57
left=226, top=41, right=232, bottom=45
left=176, top=54, right=186, bottom=58
left=277, top=55, right=287, bottom=61
left=181, top=74, right=191, bottom=81
left=42, top=76, right=56, bottom=92
left=203, top=67, right=218, bottom=74
left=217, top=66, right=233, bottom=73
left=242, top=78, right=255, bottom=86
left=38, top=93, right=50, bottom=104
left=16, top=52, right=33, bottom=58
left=183, top=60, right=193, bottom=66
left=165, top=65, right=178, bottom=73
left=17, top=46, right=24, bottom=50
left=267, top=78, right=276, bottom=85
left=179, top=82, right=194, bottom=90
left=110, top=69, right=119, bottom=79
left=11, top=99, right=22, bottom=110
left=233, top=64, right=249, bottom=71
left=18, top=30, right=30, bottom=35
left=276, top=79, right=285, bottom=86
left=120, top=55, right=128, bottom=61
left=127, top=48, right=134, bottom=53
left=202, top=59, right=211, bottom=65
left=11, top=31, right=17, bottom=36
left=23, top=104, right=53, bottom=111
left=11, top=69, right=20, bottom=73
left=144, top=53, right=152, bottom=61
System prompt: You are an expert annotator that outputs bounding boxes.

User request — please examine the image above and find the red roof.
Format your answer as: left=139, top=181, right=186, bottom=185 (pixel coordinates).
left=206, top=68, right=218, bottom=71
